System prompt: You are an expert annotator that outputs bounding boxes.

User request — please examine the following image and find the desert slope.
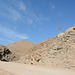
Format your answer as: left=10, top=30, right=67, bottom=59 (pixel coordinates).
left=6, top=40, right=36, bottom=61
left=7, top=40, right=35, bottom=52
left=20, top=26, right=75, bottom=70
left=44, top=26, right=75, bottom=69
left=6, top=36, right=57, bottom=63
left=14, top=37, right=57, bottom=64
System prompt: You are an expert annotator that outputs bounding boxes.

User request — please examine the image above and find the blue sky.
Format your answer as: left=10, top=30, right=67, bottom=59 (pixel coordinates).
left=0, top=0, right=75, bottom=45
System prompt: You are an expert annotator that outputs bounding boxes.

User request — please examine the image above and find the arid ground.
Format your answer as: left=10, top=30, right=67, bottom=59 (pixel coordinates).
left=0, top=61, right=75, bottom=75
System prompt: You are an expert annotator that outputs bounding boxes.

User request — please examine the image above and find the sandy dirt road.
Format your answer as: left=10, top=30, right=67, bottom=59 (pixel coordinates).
left=0, top=61, right=75, bottom=75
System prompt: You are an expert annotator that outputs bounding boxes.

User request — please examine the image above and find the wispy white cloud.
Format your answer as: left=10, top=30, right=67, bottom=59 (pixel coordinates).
left=0, top=0, right=50, bottom=26
left=16, top=1, right=50, bottom=25
left=49, top=3, right=56, bottom=11
left=27, top=18, right=33, bottom=24
left=0, top=25, right=29, bottom=41
left=0, top=1, right=22, bottom=21
left=19, top=2, right=26, bottom=11
left=51, top=5, right=55, bottom=10
left=25, top=11, right=50, bottom=25
left=0, top=38, right=14, bottom=44
left=7, top=7, right=21, bottom=20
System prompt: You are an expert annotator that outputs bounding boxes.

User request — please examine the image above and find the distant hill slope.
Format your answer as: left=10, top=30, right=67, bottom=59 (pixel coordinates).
left=7, top=40, right=35, bottom=52
left=6, top=40, right=36, bottom=61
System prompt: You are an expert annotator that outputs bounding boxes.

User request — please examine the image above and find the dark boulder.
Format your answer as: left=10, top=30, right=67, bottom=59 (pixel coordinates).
left=0, top=45, right=11, bottom=61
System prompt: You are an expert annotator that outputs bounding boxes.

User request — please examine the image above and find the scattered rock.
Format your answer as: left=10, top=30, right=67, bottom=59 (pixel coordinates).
left=0, top=45, right=11, bottom=61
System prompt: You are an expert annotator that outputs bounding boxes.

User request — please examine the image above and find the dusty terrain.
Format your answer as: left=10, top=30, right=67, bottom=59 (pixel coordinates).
left=0, top=61, right=75, bottom=75
left=0, top=69, right=13, bottom=75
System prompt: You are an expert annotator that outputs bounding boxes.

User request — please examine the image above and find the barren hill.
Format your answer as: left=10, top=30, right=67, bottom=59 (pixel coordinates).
left=43, top=26, right=75, bottom=69
left=6, top=37, right=57, bottom=63
left=16, top=37, right=57, bottom=64
left=6, top=40, right=35, bottom=61
left=7, top=40, right=35, bottom=52
left=18, top=26, right=75, bottom=70
left=4, top=26, right=75, bottom=70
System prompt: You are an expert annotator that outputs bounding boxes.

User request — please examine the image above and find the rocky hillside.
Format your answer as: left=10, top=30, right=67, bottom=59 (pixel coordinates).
left=44, top=26, right=75, bottom=69
left=6, top=37, right=57, bottom=62
left=16, top=37, right=57, bottom=63
left=19, top=26, right=75, bottom=70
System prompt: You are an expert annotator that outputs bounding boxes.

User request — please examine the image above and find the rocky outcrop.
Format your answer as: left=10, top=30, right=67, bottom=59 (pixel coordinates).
left=0, top=45, right=11, bottom=61
left=44, top=26, right=75, bottom=69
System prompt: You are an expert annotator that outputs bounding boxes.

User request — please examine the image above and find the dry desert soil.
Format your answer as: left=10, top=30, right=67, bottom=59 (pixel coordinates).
left=0, top=61, right=75, bottom=75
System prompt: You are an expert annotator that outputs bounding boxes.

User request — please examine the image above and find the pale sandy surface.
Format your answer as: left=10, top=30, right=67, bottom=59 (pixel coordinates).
left=0, top=68, right=13, bottom=75
left=0, top=61, right=75, bottom=75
